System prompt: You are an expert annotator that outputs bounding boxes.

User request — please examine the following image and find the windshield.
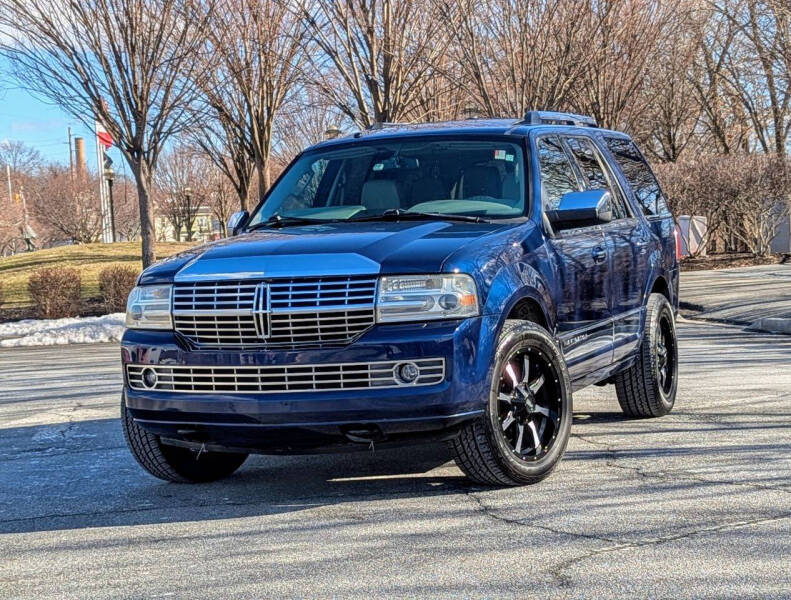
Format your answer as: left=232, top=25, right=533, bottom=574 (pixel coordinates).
left=247, top=138, right=526, bottom=227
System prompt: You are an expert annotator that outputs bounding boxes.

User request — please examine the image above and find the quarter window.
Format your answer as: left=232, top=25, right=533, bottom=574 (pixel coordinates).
left=564, top=136, right=629, bottom=220
left=536, top=136, right=580, bottom=210
left=604, top=137, right=671, bottom=217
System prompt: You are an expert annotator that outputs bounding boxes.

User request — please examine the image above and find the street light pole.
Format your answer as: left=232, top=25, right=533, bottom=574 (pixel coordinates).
left=105, top=166, right=116, bottom=242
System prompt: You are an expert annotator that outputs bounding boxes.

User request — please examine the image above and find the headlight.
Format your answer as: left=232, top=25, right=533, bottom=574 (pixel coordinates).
left=376, top=274, right=479, bottom=323
left=125, top=285, right=173, bottom=329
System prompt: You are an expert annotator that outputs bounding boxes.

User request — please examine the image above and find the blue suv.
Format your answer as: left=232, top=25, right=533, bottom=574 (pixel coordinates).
left=121, top=111, right=679, bottom=486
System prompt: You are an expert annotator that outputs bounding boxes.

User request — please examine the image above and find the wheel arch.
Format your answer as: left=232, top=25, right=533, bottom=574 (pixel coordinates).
left=481, top=260, right=556, bottom=340
left=649, top=275, right=670, bottom=301
left=506, top=295, right=550, bottom=330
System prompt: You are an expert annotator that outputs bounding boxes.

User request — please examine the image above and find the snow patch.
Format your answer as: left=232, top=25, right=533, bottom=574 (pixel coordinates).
left=0, top=313, right=126, bottom=347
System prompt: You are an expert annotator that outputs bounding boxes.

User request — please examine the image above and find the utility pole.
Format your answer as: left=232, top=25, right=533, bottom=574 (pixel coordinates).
left=68, top=126, right=74, bottom=184
left=5, top=164, right=11, bottom=205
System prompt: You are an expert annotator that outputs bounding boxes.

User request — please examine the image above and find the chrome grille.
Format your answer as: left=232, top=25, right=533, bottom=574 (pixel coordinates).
left=269, top=278, right=377, bottom=310
left=269, top=309, right=375, bottom=344
left=126, top=358, right=445, bottom=394
left=173, top=280, right=258, bottom=312
left=172, top=277, right=378, bottom=348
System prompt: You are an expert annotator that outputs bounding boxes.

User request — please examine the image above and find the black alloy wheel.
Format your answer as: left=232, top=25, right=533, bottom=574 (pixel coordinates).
left=449, top=320, right=573, bottom=486
left=614, top=293, right=678, bottom=418
left=655, top=310, right=676, bottom=397
left=495, top=346, right=563, bottom=461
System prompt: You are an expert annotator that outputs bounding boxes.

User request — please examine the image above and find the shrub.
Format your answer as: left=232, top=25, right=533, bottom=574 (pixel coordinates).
left=28, top=267, right=82, bottom=319
left=99, top=266, right=139, bottom=313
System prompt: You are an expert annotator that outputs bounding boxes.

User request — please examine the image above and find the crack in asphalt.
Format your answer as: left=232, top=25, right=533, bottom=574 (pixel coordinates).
left=463, top=490, right=622, bottom=544
left=549, top=511, right=791, bottom=587
left=571, top=432, right=791, bottom=495
left=0, top=445, right=127, bottom=462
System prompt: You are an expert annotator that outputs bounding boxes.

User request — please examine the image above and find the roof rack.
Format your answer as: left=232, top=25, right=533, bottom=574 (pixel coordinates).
left=522, top=110, right=598, bottom=128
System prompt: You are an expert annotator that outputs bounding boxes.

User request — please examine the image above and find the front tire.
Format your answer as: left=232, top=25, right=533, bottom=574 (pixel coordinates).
left=614, top=293, right=678, bottom=418
left=122, top=396, right=248, bottom=483
left=449, top=320, right=573, bottom=486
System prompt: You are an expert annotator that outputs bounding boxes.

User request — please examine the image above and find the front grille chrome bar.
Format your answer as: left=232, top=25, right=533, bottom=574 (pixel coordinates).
left=172, top=276, right=378, bottom=348
left=127, top=358, right=445, bottom=394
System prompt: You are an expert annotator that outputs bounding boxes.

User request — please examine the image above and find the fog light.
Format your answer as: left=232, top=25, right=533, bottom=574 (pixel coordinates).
left=141, top=367, right=158, bottom=389
left=395, top=362, right=420, bottom=385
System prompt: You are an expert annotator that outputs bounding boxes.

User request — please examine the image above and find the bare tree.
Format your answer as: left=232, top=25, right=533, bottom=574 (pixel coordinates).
left=155, top=146, right=205, bottom=242
left=272, top=89, right=347, bottom=165
left=205, top=0, right=309, bottom=196
left=0, top=0, right=214, bottom=267
left=29, top=165, right=103, bottom=244
left=715, top=0, right=791, bottom=155
left=438, top=0, right=595, bottom=118
left=0, top=141, right=43, bottom=253
left=637, top=4, right=705, bottom=162
left=726, top=154, right=791, bottom=255
left=112, top=173, right=141, bottom=241
left=572, top=0, right=676, bottom=131
left=189, top=84, right=256, bottom=211
left=203, top=167, right=237, bottom=238
left=299, top=0, right=454, bottom=126
left=654, top=156, right=741, bottom=256
left=0, top=140, right=43, bottom=176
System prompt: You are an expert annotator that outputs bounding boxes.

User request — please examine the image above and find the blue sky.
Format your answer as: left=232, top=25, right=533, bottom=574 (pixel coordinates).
left=0, top=59, right=121, bottom=171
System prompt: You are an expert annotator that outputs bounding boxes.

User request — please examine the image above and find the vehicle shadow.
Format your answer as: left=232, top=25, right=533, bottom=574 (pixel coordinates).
left=0, top=417, right=472, bottom=535
left=3, top=408, right=787, bottom=536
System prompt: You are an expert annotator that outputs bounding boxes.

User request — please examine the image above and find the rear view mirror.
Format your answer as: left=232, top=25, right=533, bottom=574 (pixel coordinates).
left=546, top=190, right=613, bottom=228
left=227, top=210, right=249, bottom=236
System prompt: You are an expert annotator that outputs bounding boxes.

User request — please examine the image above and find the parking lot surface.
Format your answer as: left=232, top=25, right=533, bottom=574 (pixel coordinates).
left=680, top=263, right=791, bottom=324
left=1, top=320, right=790, bottom=599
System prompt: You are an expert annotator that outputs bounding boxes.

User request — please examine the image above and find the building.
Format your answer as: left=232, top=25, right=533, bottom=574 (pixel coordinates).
left=155, top=205, right=222, bottom=243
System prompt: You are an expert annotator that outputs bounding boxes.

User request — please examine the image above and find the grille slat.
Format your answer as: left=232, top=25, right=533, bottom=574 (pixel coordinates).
left=173, top=277, right=377, bottom=348
left=127, top=358, right=445, bottom=394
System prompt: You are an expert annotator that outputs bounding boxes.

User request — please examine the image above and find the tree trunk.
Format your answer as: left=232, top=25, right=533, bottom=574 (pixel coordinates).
left=130, top=159, right=156, bottom=268
left=255, top=157, right=271, bottom=199
left=238, top=180, right=250, bottom=212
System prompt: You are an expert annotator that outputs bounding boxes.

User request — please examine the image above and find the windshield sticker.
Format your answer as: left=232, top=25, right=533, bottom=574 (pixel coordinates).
left=505, top=154, right=514, bottom=162
left=494, top=150, right=507, bottom=160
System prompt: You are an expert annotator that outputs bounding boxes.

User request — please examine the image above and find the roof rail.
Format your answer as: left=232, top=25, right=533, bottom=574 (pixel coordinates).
left=367, top=122, right=401, bottom=130
left=522, top=110, right=597, bottom=128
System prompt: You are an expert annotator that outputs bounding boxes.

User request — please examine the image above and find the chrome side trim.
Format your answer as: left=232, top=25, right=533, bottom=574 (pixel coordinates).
left=556, top=306, right=644, bottom=342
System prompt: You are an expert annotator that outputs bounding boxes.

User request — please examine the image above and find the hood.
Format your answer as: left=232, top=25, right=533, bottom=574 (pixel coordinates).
left=139, top=220, right=513, bottom=284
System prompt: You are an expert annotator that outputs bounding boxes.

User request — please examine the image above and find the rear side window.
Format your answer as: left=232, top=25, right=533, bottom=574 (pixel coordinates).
left=604, top=137, right=671, bottom=217
left=536, top=136, right=579, bottom=210
left=564, top=136, right=629, bottom=220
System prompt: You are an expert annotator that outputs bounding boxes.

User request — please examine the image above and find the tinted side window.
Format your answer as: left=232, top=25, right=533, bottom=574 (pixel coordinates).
left=564, top=136, right=628, bottom=220
left=604, top=137, right=670, bottom=217
left=536, top=136, right=579, bottom=210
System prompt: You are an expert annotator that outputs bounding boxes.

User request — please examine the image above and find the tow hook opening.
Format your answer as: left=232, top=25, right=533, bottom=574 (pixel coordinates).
left=341, top=424, right=386, bottom=444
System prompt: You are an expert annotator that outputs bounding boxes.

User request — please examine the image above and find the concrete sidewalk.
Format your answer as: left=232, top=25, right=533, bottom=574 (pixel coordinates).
left=679, top=263, right=791, bottom=333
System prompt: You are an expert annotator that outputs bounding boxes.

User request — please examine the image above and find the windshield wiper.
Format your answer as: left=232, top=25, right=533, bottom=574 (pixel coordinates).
left=349, top=209, right=487, bottom=223
left=246, top=214, right=335, bottom=231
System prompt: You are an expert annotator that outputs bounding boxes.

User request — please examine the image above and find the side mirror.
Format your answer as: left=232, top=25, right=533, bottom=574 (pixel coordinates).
left=227, top=210, right=249, bottom=236
left=546, top=190, right=613, bottom=228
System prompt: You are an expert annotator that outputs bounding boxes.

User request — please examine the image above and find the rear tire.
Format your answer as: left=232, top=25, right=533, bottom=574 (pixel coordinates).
left=122, top=396, right=248, bottom=483
left=614, top=293, right=678, bottom=418
left=449, top=320, right=573, bottom=486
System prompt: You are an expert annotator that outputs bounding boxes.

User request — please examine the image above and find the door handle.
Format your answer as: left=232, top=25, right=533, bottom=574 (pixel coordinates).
left=592, top=246, right=607, bottom=264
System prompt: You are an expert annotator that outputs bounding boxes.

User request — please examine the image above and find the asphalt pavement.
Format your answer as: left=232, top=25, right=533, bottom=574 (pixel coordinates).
left=680, top=263, right=791, bottom=327
left=1, top=320, right=790, bottom=599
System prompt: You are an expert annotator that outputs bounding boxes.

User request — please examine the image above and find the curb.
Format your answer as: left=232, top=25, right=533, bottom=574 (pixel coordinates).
left=747, top=318, right=791, bottom=336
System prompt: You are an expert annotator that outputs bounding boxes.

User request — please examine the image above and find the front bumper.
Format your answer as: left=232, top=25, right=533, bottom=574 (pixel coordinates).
left=121, top=317, right=492, bottom=451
